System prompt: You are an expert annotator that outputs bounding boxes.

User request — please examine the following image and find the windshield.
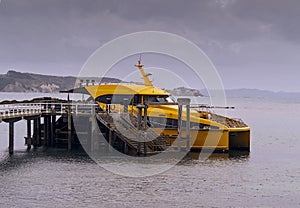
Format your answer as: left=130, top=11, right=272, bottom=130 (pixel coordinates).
left=147, top=95, right=175, bottom=103
left=166, top=96, right=176, bottom=103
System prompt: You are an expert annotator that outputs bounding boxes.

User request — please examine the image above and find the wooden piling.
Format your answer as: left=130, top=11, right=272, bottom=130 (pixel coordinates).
left=33, top=118, right=37, bottom=148
left=113, top=132, right=117, bottom=152
left=51, top=114, right=56, bottom=147
left=143, top=106, right=147, bottom=129
left=47, top=116, right=51, bottom=146
left=44, top=116, right=50, bottom=147
left=36, top=117, right=41, bottom=146
left=108, top=129, right=112, bottom=152
left=9, top=122, right=14, bottom=155
left=26, top=119, right=32, bottom=150
left=124, top=142, right=128, bottom=154
left=90, top=107, right=96, bottom=152
left=43, top=117, right=46, bottom=147
left=86, top=122, right=91, bottom=153
left=67, top=107, right=72, bottom=151
left=137, top=105, right=143, bottom=155
left=186, top=104, right=191, bottom=151
left=143, top=106, right=147, bottom=156
left=177, top=98, right=191, bottom=152
left=137, top=106, right=142, bottom=129
left=123, top=98, right=128, bottom=113
left=177, top=104, right=183, bottom=150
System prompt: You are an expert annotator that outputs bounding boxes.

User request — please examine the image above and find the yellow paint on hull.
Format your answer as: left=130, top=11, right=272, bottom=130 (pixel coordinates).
left=154, top=128, right=250, bottom=151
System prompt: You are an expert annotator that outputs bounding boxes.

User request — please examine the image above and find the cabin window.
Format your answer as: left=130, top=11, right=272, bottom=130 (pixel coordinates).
left=149, top=117, right=178, bottom=129
left=165, top=118, right=178, bottom=128
left=95, top=95, right=112, bottom=104
left=166, top=96, right=176, bottom=103
left=149, top=117, right=166, bottom=128
left=132, top=95, right=142, bottom=105
left=144, top=95, right=176, bottom=104
left=95, top=94, right=133, bottom=104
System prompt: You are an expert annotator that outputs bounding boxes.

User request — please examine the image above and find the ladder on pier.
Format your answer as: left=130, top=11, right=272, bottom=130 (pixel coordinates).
left=96, top=112, right=167, bottom=155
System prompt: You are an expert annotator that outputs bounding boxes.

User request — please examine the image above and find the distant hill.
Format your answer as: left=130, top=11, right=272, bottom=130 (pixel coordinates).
left=0, top=70, right=204, bottom=95
left=0, top=70, right=121, bottom=93
left=166, top=86, right=203, bottom=96
left=2, top=71, right=299, bottom=99
left=200, top=88, right=300, bottom=99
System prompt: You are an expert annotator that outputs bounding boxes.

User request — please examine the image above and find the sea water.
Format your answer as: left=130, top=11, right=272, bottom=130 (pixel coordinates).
left=0, top=93, right=299, bottom=207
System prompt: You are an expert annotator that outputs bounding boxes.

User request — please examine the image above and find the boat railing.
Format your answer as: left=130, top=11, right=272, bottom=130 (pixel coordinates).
left=190, top=104, right=235, bottom=109
left=147, top=102, right=178, bottom=106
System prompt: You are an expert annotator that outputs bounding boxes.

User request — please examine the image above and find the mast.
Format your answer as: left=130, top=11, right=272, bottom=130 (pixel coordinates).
left=135, top=58, right=153, bottom=87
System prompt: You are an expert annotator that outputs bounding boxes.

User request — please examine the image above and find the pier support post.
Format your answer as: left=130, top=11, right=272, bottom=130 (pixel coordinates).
left=143, top=106, right=147, bottom=156
left=178, top=104, right=182, bottom=150
left=43, top=117, right=47, bottom=147
left=123, top=98, right=129, bottom=113
left=137, top=105, right=143, bottom=129
left=51, top=114, right=56, bottom=147
left=124, top=142, right=128, bottom=154
left=33, top=118, right=38, bottom=148
left=26, top=119, right=32, bottom=150
left=37, top=117, right=41, bottom=146
left=177, top=98, right=191, bottom=152
left=90, top=106, right=96, bottom=152
left=67, top=108, right=72, bottom=151
left=136, top=104, right=148, bottom=155
left=108, top=129, right=112, bottom=152
left=3, top=118, right=21, bottom=154
left=86, top=119, right=91, bottom=153
left=47, top=116, right=51, bottom=146
left=136, top=105, right=143, bottom=155
left=186, top=104, right=190, bottom=151
left=143, top=106, right=147, bottom=129
left=113, top=132, right=117, bottom=152
left=8, top=122, right=14, bottom=155
left=44, top=116, right=50, bottom=148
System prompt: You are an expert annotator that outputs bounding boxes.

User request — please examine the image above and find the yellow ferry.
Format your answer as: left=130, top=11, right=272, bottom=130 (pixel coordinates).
left=74, top=60, right=250, bottom=152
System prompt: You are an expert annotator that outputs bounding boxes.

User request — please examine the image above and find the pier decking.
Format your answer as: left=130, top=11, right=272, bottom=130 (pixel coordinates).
left=0, top=100, right=189, bottom=156
left=0, top=102, right=97, bottom=154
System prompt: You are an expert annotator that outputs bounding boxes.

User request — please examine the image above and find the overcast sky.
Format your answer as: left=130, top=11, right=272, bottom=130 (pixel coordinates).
left=0, top=0, right=299, bottom=92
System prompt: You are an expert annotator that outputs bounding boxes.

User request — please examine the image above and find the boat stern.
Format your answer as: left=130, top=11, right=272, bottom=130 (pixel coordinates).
left=228, top=127, right=250, bottom=151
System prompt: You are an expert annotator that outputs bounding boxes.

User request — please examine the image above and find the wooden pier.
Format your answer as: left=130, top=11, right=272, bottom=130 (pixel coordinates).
left=0, top=102, right=98, bottom=154
left=0, top=99, right=192, bottom=156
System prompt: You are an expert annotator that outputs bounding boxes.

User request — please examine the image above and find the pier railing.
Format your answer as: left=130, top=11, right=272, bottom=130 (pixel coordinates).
left=105, top=104, right=123, bottom=114
left=0, top=102, right=98, bottom=120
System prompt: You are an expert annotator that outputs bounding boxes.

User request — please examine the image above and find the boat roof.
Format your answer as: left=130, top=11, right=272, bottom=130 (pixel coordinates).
left=67, top=83, right=169, bottom=99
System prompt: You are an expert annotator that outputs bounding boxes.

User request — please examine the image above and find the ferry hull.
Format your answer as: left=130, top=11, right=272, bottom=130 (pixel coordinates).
left=229, top=129, right=250, bottom=151
left=154, top=128, right=250, bottom=152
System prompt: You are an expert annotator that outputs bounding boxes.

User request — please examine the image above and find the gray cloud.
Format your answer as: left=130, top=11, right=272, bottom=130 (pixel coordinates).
left=0, top=0, right=299, bottom=91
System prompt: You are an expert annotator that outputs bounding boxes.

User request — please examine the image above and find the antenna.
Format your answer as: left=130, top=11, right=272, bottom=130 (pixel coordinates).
left=135, top=54, right=143, bottom=67
left=136, top=54, right=143, bottom=66
left=134, top=56, right=153, bottom=86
